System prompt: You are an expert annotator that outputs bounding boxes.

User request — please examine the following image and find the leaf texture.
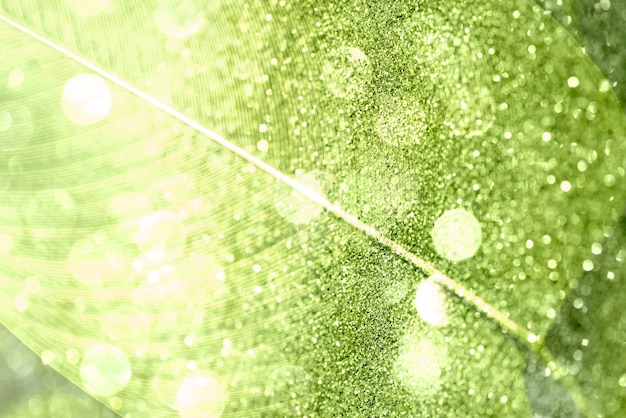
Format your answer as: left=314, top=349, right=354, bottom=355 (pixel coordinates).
left=0, top=0, right=625, bottom=417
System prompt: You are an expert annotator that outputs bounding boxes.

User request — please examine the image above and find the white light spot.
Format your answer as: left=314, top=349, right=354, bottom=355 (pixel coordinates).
left=604, top=174, right=616, bottom=187
left=154, top=0, right=204, bottom=39
left=599, top=80, right=611, bottom=93
left=431, top=208, right=482, bottom=262
left=41, top=350, right=55, bottom=365
left=573, top=298, right=584, bottom=309
left=135, top=211, right=186, bottom=263
left=619, top=374, right=626, bottom=387
left=110, top=397, right=123, bottom=411
left=560, top=181, right=572, bottom=192
left=395, top=334, right=447, bottom=397
left=528, top=333, right=538, bottom=344
left=7, top=68, right=25, bottom=88
left=414, top=277, right=449, bottom=326
left=15, top=293, right=29, bottom=313
left=66, top=348, right=80, bottom=365
left=62, top=74, right=112, bottom=125
left=567, top=76, right=580, bottom=88
left=347, top=46, right=368, bottom=61
left=80, top=344, right=131, bottom=396
left=582, top=259, right=594, bottom=271
left=175, top=373, right=227, bottom=418
left=256, top=139, right=269, bottom=152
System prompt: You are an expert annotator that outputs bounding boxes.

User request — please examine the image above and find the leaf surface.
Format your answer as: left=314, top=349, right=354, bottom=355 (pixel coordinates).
left=0, top=0, right=625, bottom=416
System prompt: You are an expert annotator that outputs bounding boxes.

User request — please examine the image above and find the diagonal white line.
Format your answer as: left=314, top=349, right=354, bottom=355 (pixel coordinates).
left=0, top=12, right=592, bottom=416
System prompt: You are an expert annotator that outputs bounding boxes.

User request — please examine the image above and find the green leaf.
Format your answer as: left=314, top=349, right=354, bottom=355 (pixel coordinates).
left=0, top=0, right=625, bottom=417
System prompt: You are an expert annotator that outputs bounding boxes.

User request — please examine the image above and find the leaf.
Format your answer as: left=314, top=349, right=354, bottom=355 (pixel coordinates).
left=543, top=205, right=626, bottom=416
left=0, top=0, right=625, bottom=417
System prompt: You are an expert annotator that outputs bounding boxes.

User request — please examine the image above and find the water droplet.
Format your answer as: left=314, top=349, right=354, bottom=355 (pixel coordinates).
left=431, top=208, right=482, bottom=262
left=599, top=79, right=611, bottom=93
left=79, top=344, right=132, bottom=396
left=175, top=373, right=227, bottom=418
left=41, top=350, right=55, bottom=365
left=603, top=174, right=616, bottom=187
left=395, top=334, right=447, bottom=397
left=15, top=293, right=29, bottom=313
left=414, top=277, right=449, bottom=326
left=7, top=68, right=25, bottom=88
left=257, top=139, right=269, bottom=152
left=66, top=348, right=80, bottom=365
left=62, top=74, right=112, bottom=125
left=591, top=242, right=602, bottom=255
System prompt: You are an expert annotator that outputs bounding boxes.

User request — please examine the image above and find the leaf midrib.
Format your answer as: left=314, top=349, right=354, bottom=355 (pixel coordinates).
left=0, top=10, right=595, bottom=417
